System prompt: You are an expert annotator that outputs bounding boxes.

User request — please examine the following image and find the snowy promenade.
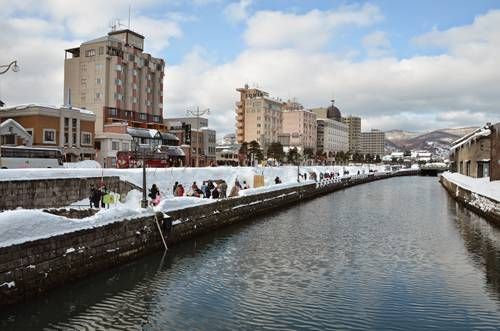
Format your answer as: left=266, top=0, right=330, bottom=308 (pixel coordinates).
left=440, top=172, right=500, bottom=223
left=0, top=165, right=387, bottom=248
left=441, top=172, right=500, bottom=202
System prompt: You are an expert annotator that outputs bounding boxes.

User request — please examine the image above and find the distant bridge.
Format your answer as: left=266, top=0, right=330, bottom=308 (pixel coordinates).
left=420, top=163, right=449, bottom=176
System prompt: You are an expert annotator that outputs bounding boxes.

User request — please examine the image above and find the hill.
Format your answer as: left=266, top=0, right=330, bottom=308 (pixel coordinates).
left=385, top=127, right=478, bottom=158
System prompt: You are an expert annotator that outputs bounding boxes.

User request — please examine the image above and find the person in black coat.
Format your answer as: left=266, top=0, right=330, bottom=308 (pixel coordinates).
left=172, top=181, right=178, bottom=196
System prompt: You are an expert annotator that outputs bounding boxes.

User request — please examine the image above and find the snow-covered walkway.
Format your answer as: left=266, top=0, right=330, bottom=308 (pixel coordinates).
left=0, top=165, right=389, bottom=248
left=441, top=172, right=500, bottom=202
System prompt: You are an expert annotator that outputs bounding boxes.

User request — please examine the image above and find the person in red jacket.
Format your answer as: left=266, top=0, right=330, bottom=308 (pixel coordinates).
left=175, top=184, right=184, bottom=197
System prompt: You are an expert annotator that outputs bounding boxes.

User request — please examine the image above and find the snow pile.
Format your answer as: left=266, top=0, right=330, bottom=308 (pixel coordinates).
left=0, top=165, right=387, bottom=248
left=0, top=165, right=385, bottom=199
left=63, top=160, right=101, bottom=168
left=442, top=172, right=500, bottom=202
left=0, top=190, right=150, bottom=248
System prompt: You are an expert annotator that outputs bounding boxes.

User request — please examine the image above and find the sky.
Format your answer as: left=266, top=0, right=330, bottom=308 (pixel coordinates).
left=1, top=0, right=500, bottom=137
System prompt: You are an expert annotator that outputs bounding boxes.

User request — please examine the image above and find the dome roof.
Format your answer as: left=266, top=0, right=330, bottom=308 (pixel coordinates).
left=326, top=105, right=342, bottom=121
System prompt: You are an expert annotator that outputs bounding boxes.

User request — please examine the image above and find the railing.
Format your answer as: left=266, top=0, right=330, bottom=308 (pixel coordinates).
left=104, top=107, right=163, bottom=124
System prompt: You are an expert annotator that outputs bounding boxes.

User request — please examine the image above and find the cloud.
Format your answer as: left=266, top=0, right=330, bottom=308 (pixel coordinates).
left=224, top=0, right=252, bottom=24
left=362, top=31, right=391, bottom=58
left=244, top=4, right=383, bottom=49
left=165, top=8, right=500, bottom=135
left=0, top=0, right=182, bottom=105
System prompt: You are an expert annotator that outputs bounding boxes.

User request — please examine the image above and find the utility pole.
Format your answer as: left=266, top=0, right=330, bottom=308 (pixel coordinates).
left=186, top=106, right=210, bottom=167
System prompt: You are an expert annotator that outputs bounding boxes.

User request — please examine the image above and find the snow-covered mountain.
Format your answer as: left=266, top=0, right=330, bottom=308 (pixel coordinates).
left=385, top=127, right=478, bottom=158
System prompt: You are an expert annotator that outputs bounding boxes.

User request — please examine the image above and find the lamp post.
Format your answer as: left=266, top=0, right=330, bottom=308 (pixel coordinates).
left=186, top=106, right=210, bottom=167
left=136, top=131, right=162, bottom=208
left=0, top=60, right=20, bottom=169
left=0, top=61, right=19, bottom=75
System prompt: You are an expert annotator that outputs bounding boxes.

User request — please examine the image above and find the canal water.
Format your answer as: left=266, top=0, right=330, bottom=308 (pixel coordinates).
left=3, top=176, right=500, bottom=330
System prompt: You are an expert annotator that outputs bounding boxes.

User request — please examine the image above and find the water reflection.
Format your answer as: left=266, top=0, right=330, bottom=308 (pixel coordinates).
left=448, top=196, right=500, bottom=302
left=2, top=177, right=500, bottom=330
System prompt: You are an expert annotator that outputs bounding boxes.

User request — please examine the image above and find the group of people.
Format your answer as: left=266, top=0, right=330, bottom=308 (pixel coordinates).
left=89, top=184, right=115, bottom=209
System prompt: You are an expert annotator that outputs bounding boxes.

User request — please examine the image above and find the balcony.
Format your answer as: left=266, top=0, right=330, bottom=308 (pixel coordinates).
left=236, top=115, right=244, bottom=121
left=104, top=107, right=164, bottom=126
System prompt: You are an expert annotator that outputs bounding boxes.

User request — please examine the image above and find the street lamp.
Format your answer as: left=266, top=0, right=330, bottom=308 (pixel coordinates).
left=0, top=61, right=20, bottom=75
left=0, top=60, right=20, bottom=169
left=186, top=106, right=210, bottom=167
left=135, top=131, right=162, bottom=208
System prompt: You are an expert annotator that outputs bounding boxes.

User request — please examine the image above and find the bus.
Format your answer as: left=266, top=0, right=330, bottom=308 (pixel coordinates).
left=0, top=146, right=64, bottom=169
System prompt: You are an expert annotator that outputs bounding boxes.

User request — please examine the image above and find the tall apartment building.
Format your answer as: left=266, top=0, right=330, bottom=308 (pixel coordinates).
left=281, top=100, right=317, bottom=153
left=361, top=129, right=385, bottom=157
left=342, top=116, right=361, bottom=153
left=235, top=85, right=283, bottom=149
left=64, top=29, right=165, bottom=165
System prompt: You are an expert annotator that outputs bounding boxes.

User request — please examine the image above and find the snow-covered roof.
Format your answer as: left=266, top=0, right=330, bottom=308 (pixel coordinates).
left=0, top=103, right=95, bottom=117
left=450, top=125, right=491, bottom=151
left=0, top=119, right=33, bottom=145
left=81, top=35, right=121, bottom=45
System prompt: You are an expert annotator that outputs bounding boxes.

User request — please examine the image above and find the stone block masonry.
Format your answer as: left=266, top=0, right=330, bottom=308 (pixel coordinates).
left=440, top=175, right=500, bottom=224
left=0, top=176, right=141, bottom=210
left=0, top=170, right=419, bottom=306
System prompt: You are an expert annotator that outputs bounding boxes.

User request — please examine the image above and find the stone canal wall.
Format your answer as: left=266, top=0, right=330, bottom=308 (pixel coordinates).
left=0, top=176, right=141, bottom=210
left=439, top=175, right=500, bottom=224
left=0, top=170, right=419, bottom=305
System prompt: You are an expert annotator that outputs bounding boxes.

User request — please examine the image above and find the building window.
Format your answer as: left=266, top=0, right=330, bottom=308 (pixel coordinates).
left=43, top=129, right=56, bottom=144
left=95, top=92, right=102, bottom=100
left=64, top=132, right=69, bottom=144
left=85, top=49, right=96, bottom=57
left=95, top=63, right=104, bottom=71
left=115, top=79, right=122, bottom=86
left=122, top=142, right=130, bottom=151
left=115, top=64, right=122, bottom=71
left=139, top=113, right=147, bottom=121
left=112, top=141, right=120, bottom=151
left=96, top=77, right=102, bottom=84
left=98, top=47, right=104, bottom=55
left=72, top=132, right=77, bottom=145
left=81, top=132, right=92, bottom=146
left=109, top=108, right=117, bottom=116
left=80, top=63, right=87, bottom=72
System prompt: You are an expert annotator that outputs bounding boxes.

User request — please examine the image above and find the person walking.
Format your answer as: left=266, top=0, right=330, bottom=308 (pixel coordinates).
left=148, top=184, right=160, bottom=206
left=201, top=181, right=208, bottom=198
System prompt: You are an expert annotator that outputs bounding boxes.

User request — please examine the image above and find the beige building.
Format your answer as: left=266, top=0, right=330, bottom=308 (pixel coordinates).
left=64, top=28, right=165, bottom=164
left=0, top=104, right=96, bottom=161
left=450, top=124, right=493, bottom=178
left=235, top=85, right=283, bottom=149
left=342, top=115, right=361, bottom=153
left=281, top=101, right=317, bottom=153
left=317, top=118, right=348, bottom=156
left=361, top=129, right=385, bottom=157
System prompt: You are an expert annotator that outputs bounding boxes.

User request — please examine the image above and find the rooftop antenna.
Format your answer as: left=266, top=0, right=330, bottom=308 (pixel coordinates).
left=128, top=4, right=131, bottom=29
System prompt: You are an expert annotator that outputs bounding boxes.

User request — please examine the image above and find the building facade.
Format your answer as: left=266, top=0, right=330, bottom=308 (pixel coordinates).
left=64, top=29, right=165, bottom=165
left=342, top=116, right=361, bottom=153
left=450, top=124, right=494, bottom=179
left=316, top=118, right=349, bottom=156
left=165, top=117, right=216, bottom=167
left=235, top=85, right=283, bottom=150
left=0, top=104, right=96, bottom=161
left=360, top=129, right=385, bottom=157
left=281, top=101, right=317, bottom=153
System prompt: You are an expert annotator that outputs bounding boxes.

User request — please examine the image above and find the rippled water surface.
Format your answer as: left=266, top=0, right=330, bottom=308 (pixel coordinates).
left=3, top=176, right=500, bottom=330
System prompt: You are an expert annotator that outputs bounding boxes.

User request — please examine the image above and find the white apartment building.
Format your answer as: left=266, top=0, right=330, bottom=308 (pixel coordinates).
left=361, top=129, right=385, bottom=157
left=317, top=118, right=349, bottom=156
